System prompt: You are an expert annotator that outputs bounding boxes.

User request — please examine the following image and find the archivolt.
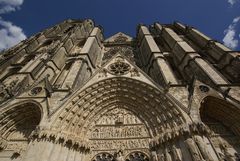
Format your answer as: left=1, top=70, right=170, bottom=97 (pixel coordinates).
left=51, top=77, right=187, bottom=139
left=0, top=101, right=42, bottom=149
left=200, top=96, right=240, bottom=136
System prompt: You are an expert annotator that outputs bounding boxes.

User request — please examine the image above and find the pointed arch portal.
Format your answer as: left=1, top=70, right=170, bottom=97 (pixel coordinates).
left=0, top=101, right=42, bottom=160
left=52, top=77, right=187, bottom=160
left=200, top=96, right=240, bottom=158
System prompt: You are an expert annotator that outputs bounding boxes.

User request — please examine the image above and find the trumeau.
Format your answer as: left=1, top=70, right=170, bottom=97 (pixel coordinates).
left=0, top=19, right=240, bottom=161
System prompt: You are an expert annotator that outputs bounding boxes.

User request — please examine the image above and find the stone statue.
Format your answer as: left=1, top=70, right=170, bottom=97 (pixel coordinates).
left=164, top=146, right=172, bottom=161
left=157, top=153, right=164, bottom=161
left=151, top=151, right=158, bottom=161
left=171, top=145, right=182, bottom=161
left=185, top=138, right=202, bottom=161
left=115, top=150, right=124, bottom=161
left=220, top=144, right=235, bottom=161
left=195, top=135, right=213, bottom=161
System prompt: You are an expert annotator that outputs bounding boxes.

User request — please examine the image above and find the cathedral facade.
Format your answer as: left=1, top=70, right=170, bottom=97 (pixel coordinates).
left=0, top=19, right=240, bottom=161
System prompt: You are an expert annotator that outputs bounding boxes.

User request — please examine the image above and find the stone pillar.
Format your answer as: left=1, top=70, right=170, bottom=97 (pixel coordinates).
left=138, top=25, right=178, bottom=86
left=41, top=141, right=54, bottom=161
left=156, top=146, right=165, bottom=161
left=48, top=142, right=62, bottom=161
left=62, top=60, right=83, bottom=89
left=163, top=145, right=172, bottom=161
left=67, top=148, right=76, bottom=161
left=151, top=151, right=159, bottom=161
left=80, top=27, right=103, bottom=68
left=184, top=138, right=202, bottom=161
left=19, top=53, right=48, bottom=79
left=194, top=135, right=214, bottom=161
left=171, top=144, right=182, bottom=161
left=23, top=140, right=48, bottom=161
left=160, top=26, right=228, bottom=86
left=174, top=22, right=240, bottom=83
left=22, top=140, right=86, bottom=161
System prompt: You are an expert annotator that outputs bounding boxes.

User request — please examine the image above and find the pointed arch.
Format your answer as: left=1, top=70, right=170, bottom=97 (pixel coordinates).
left=200, top=96, right=240, bottom=136
left=0, top=101, right=43, bottom=160
left=51, top=77, right=187, bottom=139
left=0, top=101, right=42, bottom=141
left=200, top=96, right=240, bottom=155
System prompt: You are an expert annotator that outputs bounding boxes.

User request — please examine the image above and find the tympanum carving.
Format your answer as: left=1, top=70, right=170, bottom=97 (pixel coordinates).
left=88, top=108, right=150, bottom=160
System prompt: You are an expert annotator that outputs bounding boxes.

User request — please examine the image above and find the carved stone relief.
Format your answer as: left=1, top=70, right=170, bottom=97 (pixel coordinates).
left=37, top=40, right=61, bottom=53
left=102, top=46, right=134, bottom=64
left=30, top=86, right=43, bottom=96
left=114, top=35, right=128, bottom=43
left=87, top=108, right=151, bottom=160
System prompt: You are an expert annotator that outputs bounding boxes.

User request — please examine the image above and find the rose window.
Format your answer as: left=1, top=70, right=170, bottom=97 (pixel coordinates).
left=108, top=61, right=131, bottom=75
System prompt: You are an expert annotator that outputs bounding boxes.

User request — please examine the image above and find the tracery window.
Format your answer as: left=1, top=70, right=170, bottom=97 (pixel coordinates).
left=102, top=46, right=134, bottom=64
left=91, top=152, right=113, bottom=161
left=108, top=61, right=131, bottom=75
left=125, top=152, right=149, bottom=161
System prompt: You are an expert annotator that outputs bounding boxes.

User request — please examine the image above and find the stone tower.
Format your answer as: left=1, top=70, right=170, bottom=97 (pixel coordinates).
left=0, top=19, right=240, bottom=161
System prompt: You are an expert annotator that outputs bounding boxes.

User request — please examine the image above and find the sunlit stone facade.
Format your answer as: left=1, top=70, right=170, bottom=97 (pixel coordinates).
left=0, top=19, right=240, bottom=161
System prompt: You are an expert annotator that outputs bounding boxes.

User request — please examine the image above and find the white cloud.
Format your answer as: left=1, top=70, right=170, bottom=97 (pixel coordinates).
left=227, top=0, right=239, bottom=6
left=0, top=0, right=24, bottom=14
left=0, top=18, right=26, bottom=50
left=223, top=16, right=240, bottom=49
left=0, top=0, right=26, bottom=51
left=233, top=16, right=240, bottom=23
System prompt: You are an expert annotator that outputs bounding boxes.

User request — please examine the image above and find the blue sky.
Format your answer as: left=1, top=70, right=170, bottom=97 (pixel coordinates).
left=0, top=0, right=240, bottom=50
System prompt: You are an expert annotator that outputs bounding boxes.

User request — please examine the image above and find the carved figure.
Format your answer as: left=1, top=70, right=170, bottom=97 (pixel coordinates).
left=185, top=138, right=202, bottom=161
left=194, top=135, right=213, bottom=161
left=113, top=150, right=123, bottom=161
left=220, top=144, right=235, bottom=161
left=171, top=145, right=182, bottom=161
left=164, top=146, right=172, bottom=161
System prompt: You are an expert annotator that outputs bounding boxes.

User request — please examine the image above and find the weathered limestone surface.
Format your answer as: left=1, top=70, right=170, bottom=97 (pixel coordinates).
left=0, top=19, right=240, bottom=161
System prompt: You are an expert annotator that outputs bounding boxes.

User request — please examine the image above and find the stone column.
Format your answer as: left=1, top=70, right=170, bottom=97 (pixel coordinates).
left=156, top=146, right=165, bottom=161
left=138, top=25, right=178, bottom=86
left=80, top=27, right=103, bottom=68
left=160, top=26, right=228, bottom=86
left=163, top=145, right=172, bottom=161
left=62, top=60, right=83, bottom=89
left=194, top=135, right=214, bottom=161
left=171, top=144, right=182, bottom=161
left=173, top=22, right=240, bottom=83
left=184, top=138, right=202, bottom=161
left=41, top=141, right=54, bottom=161
left=22, top=140, right=85, bottom=161
left=151, top=151, right=159, bottom=161
left=74, top=151, right=82, bottom=161
left=67, top=149, right=76, bottom=161
left=48, top=142, right=62, bottom=161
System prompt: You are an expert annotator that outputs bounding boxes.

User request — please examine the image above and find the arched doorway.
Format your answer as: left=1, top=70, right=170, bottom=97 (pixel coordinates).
left=52, top=77, right=187, bottom=161
left=200, top=96, right=240, bottom=160
left=0, top=102, right=42, bottom=160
